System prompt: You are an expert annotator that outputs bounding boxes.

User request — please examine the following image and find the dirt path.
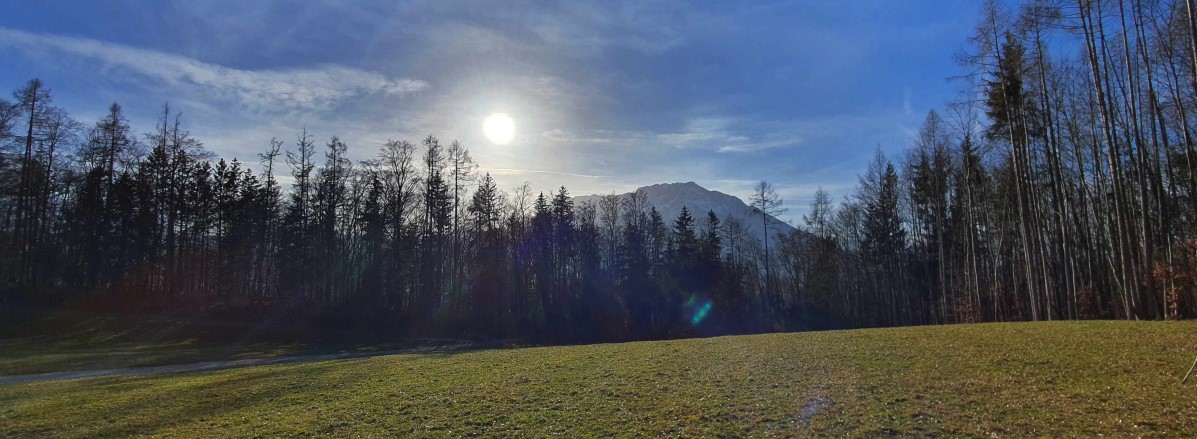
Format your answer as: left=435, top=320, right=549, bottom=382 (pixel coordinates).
left=0, top=344, right=468, bottom=385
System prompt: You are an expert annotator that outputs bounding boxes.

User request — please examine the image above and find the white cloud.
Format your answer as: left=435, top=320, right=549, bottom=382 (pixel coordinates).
left=0, top=27, right=428, bottom=112
left=541, top=129, right=619, bottom=143
left=479, top=167, right=609, bottom=179
left=656, top=131, right=721, bottom=145
left=657, top=117, right=733, bottom=145
left=656, top=117, right=800, bottom=153
left=716, top=135, right=801, bottom=153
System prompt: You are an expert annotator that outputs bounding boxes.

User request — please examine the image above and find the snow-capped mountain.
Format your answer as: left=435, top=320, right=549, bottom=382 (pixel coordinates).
left=573, top=182, right=797, bottom=244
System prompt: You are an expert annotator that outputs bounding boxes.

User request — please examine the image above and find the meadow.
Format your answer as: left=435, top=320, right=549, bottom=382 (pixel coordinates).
left=2, top=321, right=1195, bottom=437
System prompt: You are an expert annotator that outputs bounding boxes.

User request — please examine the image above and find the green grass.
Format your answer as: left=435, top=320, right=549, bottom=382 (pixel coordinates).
left=2, top=321, right=1196, bottom=437
left=0, top=310, right=413, bottom=376
left=0, top=339, right=306, bottom=377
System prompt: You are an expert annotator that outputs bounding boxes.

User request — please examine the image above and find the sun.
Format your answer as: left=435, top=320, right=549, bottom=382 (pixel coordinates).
left=483, top=113, right=515, bottom=145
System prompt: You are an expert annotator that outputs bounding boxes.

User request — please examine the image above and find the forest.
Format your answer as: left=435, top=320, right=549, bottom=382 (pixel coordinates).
left=2, top=0, right=1197, bottom=343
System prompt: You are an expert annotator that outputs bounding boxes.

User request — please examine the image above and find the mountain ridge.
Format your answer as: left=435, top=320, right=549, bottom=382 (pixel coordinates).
left=573, top=181, right=797, bottom=243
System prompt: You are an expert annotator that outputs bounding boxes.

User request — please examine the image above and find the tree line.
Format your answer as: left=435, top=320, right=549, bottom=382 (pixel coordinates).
left=0, top=91, right=786, bottom=341
left=2, top=0, right=1197, bottom=342
left=794, top=0, right=1197, bottom=326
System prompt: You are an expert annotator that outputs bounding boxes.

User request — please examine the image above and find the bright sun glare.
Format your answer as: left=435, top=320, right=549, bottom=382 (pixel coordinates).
left=483, top=113, right=515, bottom=145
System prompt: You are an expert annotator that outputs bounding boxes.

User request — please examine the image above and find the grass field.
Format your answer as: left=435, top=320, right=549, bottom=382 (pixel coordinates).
left=0, top=310, right=430, bottom=376
left=2, top=321, right=1196, bottom=437
left=0, top=337, right=307, bottom=377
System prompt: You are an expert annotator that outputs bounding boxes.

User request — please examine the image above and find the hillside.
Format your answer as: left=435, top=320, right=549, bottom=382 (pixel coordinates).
left=3, top=321, right=1195, bottom=437
left=574, top=182, right=798, bottom=244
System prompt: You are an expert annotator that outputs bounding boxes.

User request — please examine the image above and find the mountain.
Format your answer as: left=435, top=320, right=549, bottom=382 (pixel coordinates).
left=573, top=182, right=797, bottom=244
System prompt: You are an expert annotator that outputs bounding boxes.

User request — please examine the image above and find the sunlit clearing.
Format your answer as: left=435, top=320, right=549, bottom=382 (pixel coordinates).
left=483, top=113, right=515, bottom=145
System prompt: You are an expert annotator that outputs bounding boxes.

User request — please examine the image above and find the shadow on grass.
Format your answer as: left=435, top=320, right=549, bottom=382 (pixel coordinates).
left=54, top=361, right=353, bottom=438
left=0, top=305, right=498, bottom=376
left=0, top=342, right=486, bottom=385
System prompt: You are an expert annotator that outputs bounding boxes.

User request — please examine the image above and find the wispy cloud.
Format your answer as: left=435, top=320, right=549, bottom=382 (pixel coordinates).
left=521, top=2, right=694, bottom=56
left=480, top=167, right=609, bottom=179
left=656, top=117, right=800, bottom=153
left=0, top=27, right=428, bottom=113
left=657, top=131, right=728, bottom=145
left=541, top=129, right=620, bottom=143
left=716, top=135, right=801, bottom=154
left=903, top=86, right=914, bottom=116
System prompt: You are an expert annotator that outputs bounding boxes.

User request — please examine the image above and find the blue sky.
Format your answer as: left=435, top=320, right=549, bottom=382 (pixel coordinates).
left=0, top=0, right=985, bottom=222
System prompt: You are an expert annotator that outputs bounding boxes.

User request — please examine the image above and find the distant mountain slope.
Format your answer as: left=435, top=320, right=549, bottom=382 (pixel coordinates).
left=573, top=182, right=797, bottom=243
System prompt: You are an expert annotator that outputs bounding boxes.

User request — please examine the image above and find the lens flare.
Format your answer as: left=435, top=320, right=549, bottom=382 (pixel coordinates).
left=684, top=293, right=713, bottom=326
left=690, top=301, right=712, bottom=325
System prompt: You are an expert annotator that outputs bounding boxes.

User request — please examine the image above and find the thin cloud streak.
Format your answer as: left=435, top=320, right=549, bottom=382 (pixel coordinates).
left=0, top=27, right=428, bottom=113
left=480, top=167, right=609, bottom=179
